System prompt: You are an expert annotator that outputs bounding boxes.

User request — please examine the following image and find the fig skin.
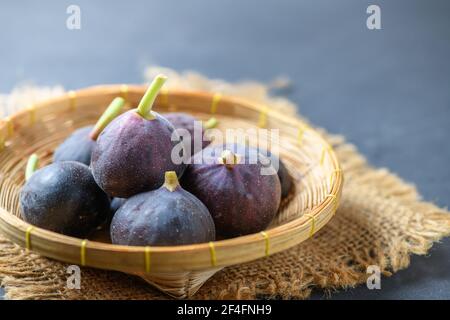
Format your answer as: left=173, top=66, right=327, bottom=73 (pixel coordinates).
left=273, top=156, right=292, bottom=198
left=182, top=144, right=281, bottom=238
left=53, top=126, right=95, bottom=165
left=165, top=112, right=215, bottom=160
left=110, top=172, right=215, bottom=246
left=91, top=110, right=186, bottom=198
left=202, top=143, right=292, bottom=198
left=257, top=149, right=292, bottom=199
left=19, top=161, right=110, bottom=237
left=110, top=197, right=127, bottom=214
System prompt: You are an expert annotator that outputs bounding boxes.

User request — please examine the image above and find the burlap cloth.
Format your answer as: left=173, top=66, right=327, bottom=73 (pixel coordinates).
left=1, top=67, right=450, bottom=300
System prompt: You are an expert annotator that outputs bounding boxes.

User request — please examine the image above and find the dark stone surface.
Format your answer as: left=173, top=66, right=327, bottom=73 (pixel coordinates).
left=0, top=0, right=449, bottom=299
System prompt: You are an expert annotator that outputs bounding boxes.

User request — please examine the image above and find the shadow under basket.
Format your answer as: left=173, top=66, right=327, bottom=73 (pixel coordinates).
left=0, top=85, right=343, bottom=299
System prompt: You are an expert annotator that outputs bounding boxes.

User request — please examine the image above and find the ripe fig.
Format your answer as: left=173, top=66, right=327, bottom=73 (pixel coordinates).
left=19, top=155, right=110, bottom=237
left=182, top=144, right=281, bottom=238
left=53, top=97, right=125, bottom=165
left=164, top=113, right=218, bottom=158
left=111, top=171, right=215, bottom=246
left=91, top=75, right=186, bottom=198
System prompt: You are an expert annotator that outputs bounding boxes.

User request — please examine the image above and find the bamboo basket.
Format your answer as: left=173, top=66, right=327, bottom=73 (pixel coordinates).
left=0, top=85, right=343, bottom=299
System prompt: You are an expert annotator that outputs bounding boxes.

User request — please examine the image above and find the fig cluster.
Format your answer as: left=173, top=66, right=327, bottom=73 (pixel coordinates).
left=20, top=74, right=293, bottom=246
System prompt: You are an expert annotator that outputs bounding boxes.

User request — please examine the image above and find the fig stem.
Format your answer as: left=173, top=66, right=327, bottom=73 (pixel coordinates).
left=220, top=150, right=238, bottom=169
left=203, top=117, right=218, bottom=130
left=89, top=97, right=125, bottom=140
left=25, top=154, right=39, bottom=181
left=136, top=74, right=168, bottom=120
left=163, top=171, right=179, bottom=192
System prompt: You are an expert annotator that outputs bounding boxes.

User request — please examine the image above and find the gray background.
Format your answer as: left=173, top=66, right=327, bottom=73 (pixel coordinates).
left=0, top=0, right=449, bottom=299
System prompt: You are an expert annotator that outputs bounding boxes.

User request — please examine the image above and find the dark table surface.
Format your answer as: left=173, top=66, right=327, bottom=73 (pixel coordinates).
left=0, top=0, right=449, bottom=299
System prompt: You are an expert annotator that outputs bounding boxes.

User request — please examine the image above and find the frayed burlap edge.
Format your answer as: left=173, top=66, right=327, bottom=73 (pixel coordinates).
left=1, top=67, right=450, bottom=299
left=190, top=138, right=450, bottom=300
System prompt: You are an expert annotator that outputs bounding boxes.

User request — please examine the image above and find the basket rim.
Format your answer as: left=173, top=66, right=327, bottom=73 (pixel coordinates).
left=0, top=84, right=343, bottom=272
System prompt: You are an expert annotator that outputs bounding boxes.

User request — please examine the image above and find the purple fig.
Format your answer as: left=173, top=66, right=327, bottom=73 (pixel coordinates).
left=182, top=144, right=281, bottom=238
left=53, top=97, right=125, bottom=165
left=19, top=155, right=110, bottom=237
left=164, top=113, right=218, bottom=158
left=91, top=75, right=186, bottom=198
left=111, top=171, right=215, bottom=246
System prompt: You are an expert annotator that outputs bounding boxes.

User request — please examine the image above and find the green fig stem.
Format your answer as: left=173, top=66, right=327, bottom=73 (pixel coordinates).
left=136, top=74, right=168, bottom=120
left=219, top=150, right=238, bottom=169
left=25, top=154, right=39, bottom=181
left=163, top=171, right=179, bottom=192
left=203, top=117, right=218, bottom=130
left=89, top=97, right=125, bottom=140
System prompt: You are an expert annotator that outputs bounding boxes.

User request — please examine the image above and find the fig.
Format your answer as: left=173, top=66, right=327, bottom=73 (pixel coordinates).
left=110, top=171, right=215, bottom=246
left=91, top=75, right=186, bottom=198
left=19, top=154, right=110, bottom=237
left=164, top=113, right=218, bottom=158
left=53, top=97, right=125, bottom=165
left=182, top=144, right=281, bottom=238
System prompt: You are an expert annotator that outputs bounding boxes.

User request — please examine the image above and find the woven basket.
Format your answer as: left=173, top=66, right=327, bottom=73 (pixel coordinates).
left=0, top=85, right=343, bottom=298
